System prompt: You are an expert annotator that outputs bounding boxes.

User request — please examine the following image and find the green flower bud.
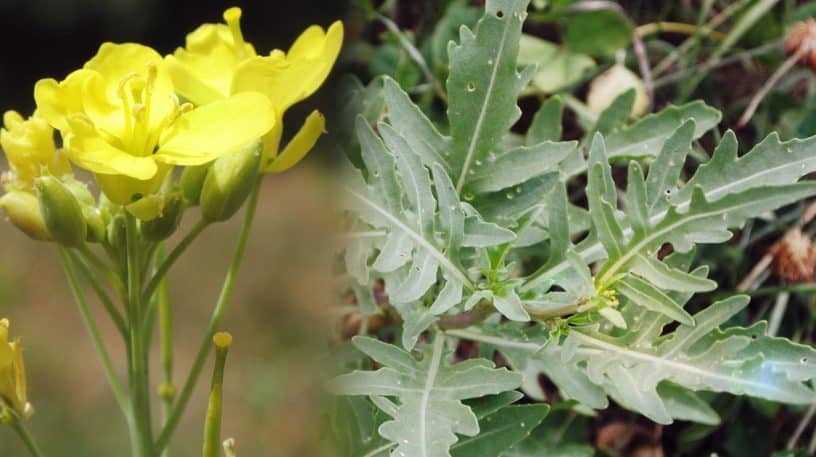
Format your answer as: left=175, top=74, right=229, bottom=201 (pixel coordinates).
left=61, top=175, right=95, bottom=206
left=200, top=142, right=260, bottom=222
left=181, top=164, right=210, bottom=206
left=34, top=176, right=87, bottom=247
left=59, top=176, right=105, bottom=243
left=83, top=207, right=106, bottom=243
left=0, top=191, right=51, bottom=241
left=141, top=192, right=184, bottom=241
left=107, top=213, right=127, bottom=253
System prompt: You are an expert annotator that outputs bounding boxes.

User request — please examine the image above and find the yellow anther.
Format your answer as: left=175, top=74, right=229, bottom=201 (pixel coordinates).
left=145, top=62, right=157, bottom=84
left=116, top=72, right=141, bottom=99
left=132, top=103, right=145, bottom=120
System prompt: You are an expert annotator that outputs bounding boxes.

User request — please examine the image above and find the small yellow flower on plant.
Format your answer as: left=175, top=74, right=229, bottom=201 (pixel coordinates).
left=0, top=111, right=72, bottom=240
left=0, top=111, right=71, bottom=190
left=0, top=319, right=32, bottom=423
left=34, top=43, right=277, bottom=205
left=166, top=7, right=343, bottom=172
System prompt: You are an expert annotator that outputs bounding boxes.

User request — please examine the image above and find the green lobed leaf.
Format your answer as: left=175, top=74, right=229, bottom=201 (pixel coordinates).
left=328, top=336, right=523, bottom=457
left=450, top=404, right=550, bottom=457
left=447, top=0, right=532, bottom=195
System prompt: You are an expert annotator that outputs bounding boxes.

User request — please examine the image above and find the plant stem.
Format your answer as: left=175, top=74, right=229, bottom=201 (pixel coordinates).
left=737, top=283, right=816, bottom=297
left=154, top=178, right=263, bottom=454
left=141, top=220, right=209, bottom=306
left=10, top=420, right=46, bottom=457
left=58, top=247, right=131, bottom=414
left=635, top=21, right=726, bottom=41
left=70, top=250, right=128, bottom=337
left=125, top=214, right=154, bottom=457
left=79, top=244, right=124, bottom=291
left=767, top=292, right=789, bottom=337
left=737, top=46, right=807, bottom=127
left=652, top=42, right=782, bottom=89
left=788, top=400, right=816, bottom=450
left=202, top=334, right=231, bottom=457
left=156, top=244, right=174, bottom=457
left=377, top=13, right=448, bottom=103
left=653, top=0, right=748, bottom=76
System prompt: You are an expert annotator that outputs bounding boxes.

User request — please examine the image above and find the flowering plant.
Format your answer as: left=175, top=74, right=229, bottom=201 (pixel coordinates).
left=0, top=7, right=342, bottom=456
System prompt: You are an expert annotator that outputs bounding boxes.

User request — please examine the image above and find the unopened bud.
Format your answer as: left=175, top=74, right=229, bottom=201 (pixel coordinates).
left=83, top=207, right=106, bottom=243
left=35, top=176, right=87, bottom=247
left=181, top=164, right=210, bottom=205
left=200, top=142, right=260, bottom=222
left=141, top=192, right=184, bottom=241
left=0, top=191, right=51, bottom=241
left=107, top=213, right=127, bottom=252
left=60, top=176, right=104, bottom=243
left=223, top=438, right=236, bottom=457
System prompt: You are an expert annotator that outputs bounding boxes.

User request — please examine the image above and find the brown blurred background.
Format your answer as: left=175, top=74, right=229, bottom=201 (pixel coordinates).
left=0, top=0, right=350, bottom=455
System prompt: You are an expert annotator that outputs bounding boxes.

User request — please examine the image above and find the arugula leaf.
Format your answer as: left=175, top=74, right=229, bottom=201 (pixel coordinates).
left=329, top=336, right=522, bottom=457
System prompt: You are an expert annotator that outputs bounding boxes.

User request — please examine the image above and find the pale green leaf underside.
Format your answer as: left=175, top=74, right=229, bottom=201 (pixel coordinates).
left=329, top=337, right=522, bottom=457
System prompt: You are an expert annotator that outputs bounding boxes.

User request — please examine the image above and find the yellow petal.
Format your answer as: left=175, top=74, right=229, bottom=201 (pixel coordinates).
left=0, top=320, right=12, bottom=371
left=165, top=52, right=230, bottom=106
left=231, top=21, right=343, bottom=112
left=261, top=118, right=284, bottom=163
left=63, top=117, right=157, bottom=180
left=265, top=110, right=325, bottom=173
left=33, top=69, right=93, bottom=132
left=166, top=17, right=256, bottom=106
left=155, top=92, right=275, bottom=166
left=1, top=111, right=68, bottom=187
left=229, top=53, right=289, bottom=102
left=83, top=43, right=176, bottom=135
left=11, top=340, right=27, bottom=413
left=95, top=164, right=170, bottom=205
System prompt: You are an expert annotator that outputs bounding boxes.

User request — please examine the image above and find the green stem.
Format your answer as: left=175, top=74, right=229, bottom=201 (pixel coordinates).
left=141, top=220, right=209, bottom=307
left=10, top=420, right=46, bottom=457
left=70, top=250, right=128, bottom=337
left=157, top=244, right=175, bottom=457
left=202, top=334, right=231, bottom=457
left=125, top=214, right=154, bottom=457
left=57, top=248, right=131, bottom=417
left=731, top=283, right=816, bottom=298
left=80, top=244, right=125, bottom=296
left=154, top=178, right=262, bottom=455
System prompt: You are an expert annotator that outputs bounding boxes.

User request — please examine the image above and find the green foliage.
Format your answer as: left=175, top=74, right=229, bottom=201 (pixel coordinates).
left=328, top=336, right=524, bottom=457
left=334, top=0, right=816, bottom=455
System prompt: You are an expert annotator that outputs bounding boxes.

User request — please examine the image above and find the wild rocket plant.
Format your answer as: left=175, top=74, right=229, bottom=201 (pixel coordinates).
left=0, top=7, right=342, bottom=456
left=330, top=1, right=816, bottom=456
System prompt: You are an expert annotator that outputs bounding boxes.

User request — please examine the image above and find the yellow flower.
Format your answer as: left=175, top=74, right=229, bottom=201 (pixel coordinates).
left=0, top=319, right=32, bottom=422
left=166, top=7, right=342, bottom=172
left=0, top=111, right=71, bottom=240
left=34, top=43, right=277, bottom=204
left=0, top=110, right=71, bottom=190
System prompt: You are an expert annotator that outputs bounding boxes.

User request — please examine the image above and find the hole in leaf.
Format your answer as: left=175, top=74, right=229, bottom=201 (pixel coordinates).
left=496, top=10, right=504, bottom=18
left=467, top=82, right=476, bottom=92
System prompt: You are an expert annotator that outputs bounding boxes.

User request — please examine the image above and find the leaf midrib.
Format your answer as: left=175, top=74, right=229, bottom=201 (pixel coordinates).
left=420, top=335, right=446, bottom=457
left=347, top=187, right=474, bottom=290
left=571, top=331, right=803, bottom=400
left=455, top=12, right=514, bottom=194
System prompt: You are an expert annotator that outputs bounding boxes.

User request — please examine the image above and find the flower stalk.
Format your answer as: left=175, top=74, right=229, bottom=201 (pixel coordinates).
left=202, top=332, right=232, bottom=457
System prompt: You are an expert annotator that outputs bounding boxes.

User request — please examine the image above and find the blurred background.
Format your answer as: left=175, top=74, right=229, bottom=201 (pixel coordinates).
left=0, top=0, right=350, bottom=455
